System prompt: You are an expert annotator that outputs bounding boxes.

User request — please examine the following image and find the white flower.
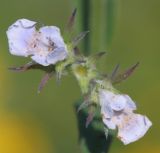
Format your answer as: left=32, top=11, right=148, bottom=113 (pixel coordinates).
left=99, top=89, right=152, bottom=145
left=6, top=19, right=68, bottom=66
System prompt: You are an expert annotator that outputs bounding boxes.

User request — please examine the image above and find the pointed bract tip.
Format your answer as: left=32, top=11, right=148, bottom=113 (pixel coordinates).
left=66, top=8, right=77, bottom=32
left=72, top=8, right=77, bottom=17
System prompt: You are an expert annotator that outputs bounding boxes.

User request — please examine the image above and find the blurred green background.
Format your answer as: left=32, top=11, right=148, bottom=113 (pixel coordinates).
left=0, top=0, right=159, bottom=153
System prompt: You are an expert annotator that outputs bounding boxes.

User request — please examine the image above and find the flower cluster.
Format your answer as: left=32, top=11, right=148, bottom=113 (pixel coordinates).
left=6, top=14, right=152, bottom=145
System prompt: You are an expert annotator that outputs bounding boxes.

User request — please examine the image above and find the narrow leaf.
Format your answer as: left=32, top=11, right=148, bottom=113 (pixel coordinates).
left=89, top=51, right=107, bottom=64
left=85, top=106, right=95, bottom=128
left=72, top=31, right=89, bottom=48
left=9, top=61, right=36, bottom=72
left=67, top=8, right=77, bottom=32
left=38, top=72, right=54, bottom=93
left=9, top=62, right=55, bottom=73
left=86, top=112, right=94, bottom=128
left=110, top=64, right=120, bottom=80
left=112, top=62, right=140, bottom=84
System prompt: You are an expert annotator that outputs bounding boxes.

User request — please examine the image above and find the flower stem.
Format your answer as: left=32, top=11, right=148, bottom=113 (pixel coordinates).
left=74, top=0, right=118, bottom=152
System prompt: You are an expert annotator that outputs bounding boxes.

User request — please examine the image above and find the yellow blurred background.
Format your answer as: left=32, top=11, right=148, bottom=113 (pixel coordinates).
left=0, top=0, right=159, bottom=153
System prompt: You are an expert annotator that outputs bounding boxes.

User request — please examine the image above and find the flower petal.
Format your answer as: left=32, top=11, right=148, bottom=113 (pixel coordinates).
left=39, top=26, right=66, bottom=48
left=103, top=118, right=116, bottom=130
left=99, top=90, right=114, bottom=118
left=46, top=47, right=68, bottom=65
left=110, top=95, right=126, bottom=111
left=31, top=54, right=49, bottom=66
left=117, top=113, right=152, bottom=145
left=101, top=104, right=113, bottom=119
left=6, top=19, right=36, bottom=56
left=124, top=95, right=137, bottom=111
left=99, top=90, right=114, bottom=106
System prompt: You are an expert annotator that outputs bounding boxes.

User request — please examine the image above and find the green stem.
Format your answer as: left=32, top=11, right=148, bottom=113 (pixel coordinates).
left=75, top=101, right=113, bottom=153
left=75, top=0, right=90, bottom=55
left=75, top=0, right=117, bottom=53
left=106, top=0, right=117, bottom=49
left=74, top=0, right=118, bottom=152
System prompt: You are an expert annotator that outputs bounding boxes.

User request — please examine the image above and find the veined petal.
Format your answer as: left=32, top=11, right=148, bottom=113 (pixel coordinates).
left=7, top=19, right=36, bottom=56
left=46, top=47, right=68, bottom=65
left=124, top=95, right=137, bottom=111
left=31, top=54, right=49, bottom=66
left=110, top=95, right=126, bottom=111
left=39, top=26, right=66, bottom=48
left=101, top=104, right=113, bottom=119
left=30, top=27, right=67, bottom=65
left=99, top=90, right=114, bottom=118
left=99, top=90, right=114, bottom=106
left=117, top=113, right=152, bottom=145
